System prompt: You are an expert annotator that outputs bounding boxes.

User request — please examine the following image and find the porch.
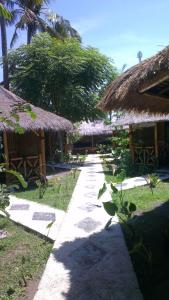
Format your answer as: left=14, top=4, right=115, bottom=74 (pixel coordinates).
left=1, top=130, right=46, bottom=183
left=129, top=121, right=169, bottom=166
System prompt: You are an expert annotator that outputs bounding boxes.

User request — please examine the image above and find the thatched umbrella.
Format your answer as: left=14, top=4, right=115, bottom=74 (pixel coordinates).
left=99, top=46, right=169, bottom=114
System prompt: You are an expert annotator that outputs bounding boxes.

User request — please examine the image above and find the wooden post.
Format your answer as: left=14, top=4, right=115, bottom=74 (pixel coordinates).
left=154, top=123, right=158, bottom=164
left=39, top=129, right=46, bottom=177
left=48, top=131, right=52, bottom=161
left=129, top=125, right=135, bottom=164
left=3, top=130, right=9, bottom=168
left=91, top=135, right=94, bottom=149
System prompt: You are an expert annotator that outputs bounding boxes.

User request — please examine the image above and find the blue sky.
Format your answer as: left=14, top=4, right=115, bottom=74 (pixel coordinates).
left=1, top=0, right=169, bottom=79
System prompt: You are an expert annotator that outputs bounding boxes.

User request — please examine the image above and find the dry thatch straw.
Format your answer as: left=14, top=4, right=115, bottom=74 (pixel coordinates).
left=99, top=46, right=169, bottom=114
left=115, top=112, right=169, bottom=126
left=0, top=86, right=73, bottom=132
left=75, top=120, right=114, bottom=136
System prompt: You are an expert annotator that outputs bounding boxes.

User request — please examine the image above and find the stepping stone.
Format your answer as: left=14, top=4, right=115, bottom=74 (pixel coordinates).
left=32, top=212, right=56, bottom=221
left=78, top=203, right=99, bottom=212
left=10, top=204, right=30, bottom=210
left=68, top=241, right=106, bottom=270
left=76, top=217, right=101, bottom=232
left=84, top=192, right=97, bottom=198
left=84, top=185, right=95, bottom=189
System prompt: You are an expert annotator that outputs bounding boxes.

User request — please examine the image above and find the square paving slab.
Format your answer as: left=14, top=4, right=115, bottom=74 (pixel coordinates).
left=32, top=212, right=56, bottom=221
left=10, top=204, right=30, bottom=210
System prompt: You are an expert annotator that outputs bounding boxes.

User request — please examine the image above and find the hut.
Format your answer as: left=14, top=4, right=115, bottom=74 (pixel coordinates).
left=73, top=120, right=114, bottom=154
left=99, top=46, right=169, bottom=114
left=116, top=112, right=169, bottom=166
left=0, top=86, right=73, bottom=183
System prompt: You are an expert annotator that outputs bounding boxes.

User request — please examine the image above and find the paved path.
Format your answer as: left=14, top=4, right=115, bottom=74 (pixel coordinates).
left=34, top=154, right=143, bottom=300
left=5, top=196, right=65, bottom=241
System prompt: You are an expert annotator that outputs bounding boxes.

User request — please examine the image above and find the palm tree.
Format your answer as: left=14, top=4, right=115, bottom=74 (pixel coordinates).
left=10, top=0, right=48, bottom=47
left=44, top=11, right=81, bottom=42
left=0, top=0, right=13, bottom=89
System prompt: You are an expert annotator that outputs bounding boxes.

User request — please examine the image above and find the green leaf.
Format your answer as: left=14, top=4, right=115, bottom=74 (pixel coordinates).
left=110, top=183, right=118, bottom=193
left=129, top=202, right=137, bottom=212
left=103, top=201, right=118, bottom=216
left=0, top=4, right=11, bottom=20
left=105, top=217, right=112, bottom=230
left=46, top=221, right=54, bottom=229
left=6, top=170, right=27, bottom=188
left=98, top=183, right=107, bottom=199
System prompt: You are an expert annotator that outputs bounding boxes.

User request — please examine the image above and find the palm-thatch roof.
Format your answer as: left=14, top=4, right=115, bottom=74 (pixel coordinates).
left=0, top=86, right=73, bottom=131
left=115, top=112, right=169, bottom=126
left=76, top=120, right=114, bottom=136
left=99, top=46, right=169, bottom=114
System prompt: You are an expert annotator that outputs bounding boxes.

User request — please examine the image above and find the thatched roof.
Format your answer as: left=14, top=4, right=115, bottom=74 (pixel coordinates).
left=115, top=112, right=169, bottom=126
left=0, top=86, right=73, bottom=132
left=77, top=120, right=114, bottom=136
left=99, top=46, right=169, bottom=114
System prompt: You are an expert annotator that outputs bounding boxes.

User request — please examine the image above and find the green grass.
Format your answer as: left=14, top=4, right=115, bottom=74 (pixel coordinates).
left=102, top=160, right=169, bottom=299
left=109, top=181, right=169, bottom=300
left=0, top=216, right=52, bottom=300
left=113, top=181, right=169, bottom=211
left=13, top=170, right=80, bottom=211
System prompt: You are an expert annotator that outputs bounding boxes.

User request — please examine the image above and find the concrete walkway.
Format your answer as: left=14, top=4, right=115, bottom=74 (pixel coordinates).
left=5, top=196, right=65, bottom=241
left=34, top=154, right=143, bottom=300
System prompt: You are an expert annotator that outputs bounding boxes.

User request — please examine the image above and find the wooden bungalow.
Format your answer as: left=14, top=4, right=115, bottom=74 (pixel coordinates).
left=116, top=113, right=169, bottom=166
left=73, top=120, right=114, bottom=154
left=98, top=46, right=169, bottom=167
left=98, top=46, right=169, bottom=114
left=0, top=86, right=73, bottom=183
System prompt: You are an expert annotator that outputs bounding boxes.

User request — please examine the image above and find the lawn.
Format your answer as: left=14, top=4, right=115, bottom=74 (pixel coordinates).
left=13, top=170, right=80, bottom=211
left=107, top=180, right=169, bottom=300
left=0, top=216, right=52, bottom=300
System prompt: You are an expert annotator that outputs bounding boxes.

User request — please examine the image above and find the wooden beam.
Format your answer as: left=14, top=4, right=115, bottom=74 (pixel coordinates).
left=3, top=130, right=9, bottom=168
left=139, top=74, right=169, bottom=94
left=158, top=85, right=169, bottom=95
left=154, top=123, right=158, bottom=163
left=143, top=92, right=169, bottom=102
left=129, top=125, right=135, bottom=164
left=39, top=129, right=46, bottom=177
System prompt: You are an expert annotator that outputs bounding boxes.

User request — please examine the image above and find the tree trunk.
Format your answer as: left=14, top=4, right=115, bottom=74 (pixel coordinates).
left=0, top=15, right=9, bottom=89
left=27, top=26, right=32, bottom=44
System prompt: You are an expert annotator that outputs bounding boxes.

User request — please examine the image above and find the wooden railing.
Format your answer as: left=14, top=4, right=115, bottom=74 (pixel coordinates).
left=9, top=155, right=40, bottom=181
left=134, top=146, right=156, bottom=165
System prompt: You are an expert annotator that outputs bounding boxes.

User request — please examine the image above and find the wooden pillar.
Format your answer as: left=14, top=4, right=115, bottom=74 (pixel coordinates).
left=154, top=123, right=158, bottom=163
left=129, top=125, right=135, bottom=164
left=48, top=131, right=52, bottom=161
left=3, top=130, right=9, bottom=168
left=39, top=129, right=46, bottom=177
left=91, top=135, right=94, bottom=149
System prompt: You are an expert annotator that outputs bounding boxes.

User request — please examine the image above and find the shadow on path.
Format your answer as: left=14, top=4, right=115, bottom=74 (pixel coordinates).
left=52, top=224, right=142, bottom=300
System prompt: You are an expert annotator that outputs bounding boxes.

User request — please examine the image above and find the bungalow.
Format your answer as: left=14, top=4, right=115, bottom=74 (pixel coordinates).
left=116, top=112, right=169, bottom=166
left=0, top=86, right=73, bottom=183
left=99, top=46, right=169, bottom=167
left=73, top=120, right=114, bottom=154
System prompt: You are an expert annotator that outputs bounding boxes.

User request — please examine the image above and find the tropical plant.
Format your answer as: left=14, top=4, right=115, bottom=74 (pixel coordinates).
left=10, top=0, right=48, bottom=46
left=44, top=10, right=81, bottom=41
left=8, top=33, right=117, bottom=121
left=98, top=180, right=137, bottom=228
left=0, top=0, right=12, bottom=89
left=36, top=175, right=48, bottom=199
left=146, top=173, right=159, bottom=195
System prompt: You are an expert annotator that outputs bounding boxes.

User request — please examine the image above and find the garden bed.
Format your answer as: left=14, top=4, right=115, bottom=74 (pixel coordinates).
left=0, top=216, right=52, bottom=300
